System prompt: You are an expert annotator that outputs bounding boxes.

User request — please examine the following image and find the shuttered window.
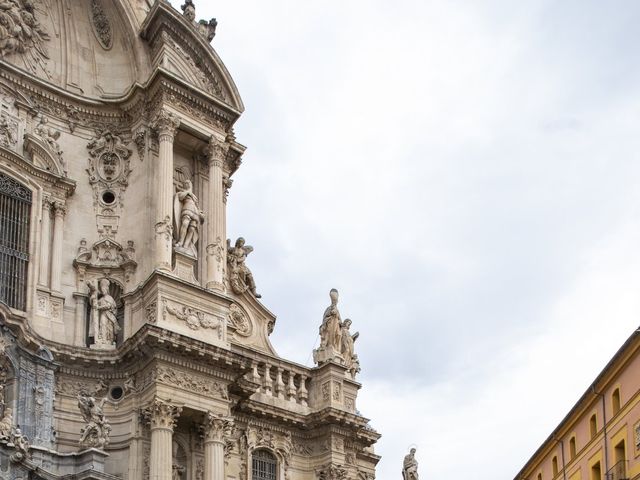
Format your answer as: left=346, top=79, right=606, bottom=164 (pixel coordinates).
left=0, top=172, right=31, bottom=311
left=252, top=449, right=277, bottom=480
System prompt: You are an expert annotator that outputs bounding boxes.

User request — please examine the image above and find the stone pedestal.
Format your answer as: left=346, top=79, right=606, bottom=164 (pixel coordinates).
left=313, top=345, right=344, bottom=365
left=171, top=249, right=198, bottom=284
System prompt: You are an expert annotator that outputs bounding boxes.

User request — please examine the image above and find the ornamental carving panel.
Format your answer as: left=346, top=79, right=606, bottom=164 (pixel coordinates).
left=162, top=298, right=223, bottom=336
left=228, top=303, right=252, bottom=337
left=155, top=365, right=229, bottom=399
left=90, top=0, right=112, bottom=49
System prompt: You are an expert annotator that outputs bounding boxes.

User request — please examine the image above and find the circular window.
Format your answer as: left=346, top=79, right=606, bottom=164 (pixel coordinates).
left=101, top=190, right=116, bottom=205
left=110, top=386, right=124, bottom=401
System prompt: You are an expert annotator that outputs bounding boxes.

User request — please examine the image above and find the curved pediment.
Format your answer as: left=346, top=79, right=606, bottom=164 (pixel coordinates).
left=141, top=1, right=244, bottom=113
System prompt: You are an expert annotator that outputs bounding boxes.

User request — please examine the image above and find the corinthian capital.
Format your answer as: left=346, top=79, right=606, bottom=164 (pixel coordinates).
left=53, top=201, right=66, bottom=218
left=201, top=411, right=234, bottom=443
left=206, top=135, right=230, bottom=167
left=151, top=110, right=181, bottom=139
left=142, top=398, right=182, bottom=430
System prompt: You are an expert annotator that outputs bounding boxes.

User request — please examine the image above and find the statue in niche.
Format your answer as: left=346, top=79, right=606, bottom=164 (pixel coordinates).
left=173, top=179, right=204, bottom=257
left=402, top=448, right=419, bottom=480
left=77, top=390, right=111, bottom=449
left=340, top=318, right=360, bottom=376
left=227, top=237, right=261, bottom=298
left=87, top=278, right=120, bottom=348
left=172, top=464, right=186, bottom=480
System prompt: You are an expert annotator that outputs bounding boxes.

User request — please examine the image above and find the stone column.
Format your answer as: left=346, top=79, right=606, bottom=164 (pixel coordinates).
left=205, top=135, right=230, bottom=291
left=50, top=201, right=66, bottom=292
left=151, top=110, right=181, bottom=271
left=143, top=398, right=182, bottom=480
left=202, top=412, right=234, bottom=480
left=38, top=196, right=52, bottom=287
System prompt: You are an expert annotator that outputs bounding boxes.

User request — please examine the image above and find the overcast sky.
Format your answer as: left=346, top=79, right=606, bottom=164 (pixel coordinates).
left=171, top=1, right=640, bottom=478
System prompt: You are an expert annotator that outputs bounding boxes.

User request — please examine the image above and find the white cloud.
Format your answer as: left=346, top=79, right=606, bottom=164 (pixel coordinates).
left=171, top=1, right=640, bottom=478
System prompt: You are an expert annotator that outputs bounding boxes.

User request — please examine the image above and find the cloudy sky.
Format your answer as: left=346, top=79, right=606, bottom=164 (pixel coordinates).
left=171, top=1, right=640, bottom=478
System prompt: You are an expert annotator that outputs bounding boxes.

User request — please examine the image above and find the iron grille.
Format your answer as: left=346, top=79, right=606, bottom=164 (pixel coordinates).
left=0, top=172, right=31, bottom=311
left=252, top=449, right=277, bottom=480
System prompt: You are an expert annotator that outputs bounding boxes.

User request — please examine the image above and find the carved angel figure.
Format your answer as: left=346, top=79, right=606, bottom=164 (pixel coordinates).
left=173, top=180, right=204, bottom=256
left=227, top=237, right=261, bottom=298
left=77, top=391, right=111, bottom=449
left=34, top=116, right=66, bottom=174
left=11, top=427, right=29, bottom=461
left=402, top=448, right=419, bottom=480
left=87, top=279, right=120, bottom=348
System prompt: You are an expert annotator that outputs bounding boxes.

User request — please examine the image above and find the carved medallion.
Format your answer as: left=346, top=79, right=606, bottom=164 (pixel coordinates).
left=228, top=304, right=252, bottom=337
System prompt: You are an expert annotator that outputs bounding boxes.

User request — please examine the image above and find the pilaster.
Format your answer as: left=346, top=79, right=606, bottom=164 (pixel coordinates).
left=50, top=201, right=66, bottom=292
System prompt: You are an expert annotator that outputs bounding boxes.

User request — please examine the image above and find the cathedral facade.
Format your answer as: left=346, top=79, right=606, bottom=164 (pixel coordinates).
left=0, top=1, right=380, bottom=479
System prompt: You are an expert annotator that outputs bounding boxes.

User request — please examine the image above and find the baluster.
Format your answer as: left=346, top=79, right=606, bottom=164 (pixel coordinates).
left=297, top=374, right=308, bottom=407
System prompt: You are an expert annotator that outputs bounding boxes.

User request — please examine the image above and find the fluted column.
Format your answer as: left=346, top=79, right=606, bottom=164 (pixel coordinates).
left=151, top=110, right=180, bottom=271
left=38, top=196, right=52, bottom=287
left=50, top=201, right=66, bottom=292
left=143, top=398, right=182, bottom=480
left=205, top=135, right=230, bottom=291
left=202, top=412, right=234, bottom=480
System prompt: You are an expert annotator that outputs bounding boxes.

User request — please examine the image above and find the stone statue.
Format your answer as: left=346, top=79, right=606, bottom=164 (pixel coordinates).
left=34, top=116, right=66, bottom=174
left=173, top=180, right=204, bottom=256
left=227, top=237, right=261, bottom=298
left=0, top=407, right=13, bottom=441
left=87, top=278, right=120, bottom=348
left=180, top=0, right=195, bottom=22
left=313, top=289, right=345, bottom=365
left=11, top=427, right=29, bottom=461
left=172, top=464, right=186, bottom=480
left=340, top=318, right=360, bottom=376
left=77, top=391, right=111, bottom=449
left=0, top=116, right=16, bottom=147
left=402, top=448, right=419, bottom=480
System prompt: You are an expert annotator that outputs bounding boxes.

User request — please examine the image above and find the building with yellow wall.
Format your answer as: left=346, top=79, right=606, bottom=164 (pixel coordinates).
left=514, top=328, right=640, bottom=480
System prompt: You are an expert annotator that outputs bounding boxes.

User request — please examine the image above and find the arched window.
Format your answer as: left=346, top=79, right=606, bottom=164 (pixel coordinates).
left=252, top=449, right=277, bottom=480
left=0, top=172, right=31, bottom=311
left=589, top=414, right=597, bottom=438
left=569, top=436, right=576, bottom=459
left=552, top=456, right=559, bottom=477
left=612, top=388, right=621, bottom=415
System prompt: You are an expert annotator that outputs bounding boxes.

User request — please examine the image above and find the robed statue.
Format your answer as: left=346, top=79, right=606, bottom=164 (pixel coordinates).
left=173, top=180, right=204, bottom=256
left=87, top=279, right=120, bottom=348
left=320, top=288, right=342, bottom=351
left=402, top=448, right=419, bottom=480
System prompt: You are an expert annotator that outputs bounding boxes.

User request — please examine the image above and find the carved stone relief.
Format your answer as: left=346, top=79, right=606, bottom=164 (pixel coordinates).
left=86, top=129, right=132, bottom=236
left=0, top=0, right=51, bottom=77
left=73, top=237, right=137, bottom=288
left=155, top=365, right=228, bottom=399
left=228, top=303, right=252, bottom=337
left=162, top=298, right=223, bottom=336
left=316, top=464, right=348, bottom=480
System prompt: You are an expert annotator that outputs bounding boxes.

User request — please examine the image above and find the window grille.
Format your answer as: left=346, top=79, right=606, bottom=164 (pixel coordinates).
left=252, top=449, right=277, bottom=480
left=0, top=172, right=31, bottom=311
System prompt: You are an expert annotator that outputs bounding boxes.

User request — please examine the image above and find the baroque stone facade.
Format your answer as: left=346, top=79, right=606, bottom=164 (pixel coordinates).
left=0, top=1, right=380, bottom=480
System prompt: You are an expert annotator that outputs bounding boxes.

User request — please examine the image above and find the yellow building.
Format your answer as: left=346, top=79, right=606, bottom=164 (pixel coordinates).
left=514, top=328, right=640, bottom=480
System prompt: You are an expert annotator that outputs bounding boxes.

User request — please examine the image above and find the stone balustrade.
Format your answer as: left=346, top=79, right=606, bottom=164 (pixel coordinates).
left=249, top=360, right=309, bottom=408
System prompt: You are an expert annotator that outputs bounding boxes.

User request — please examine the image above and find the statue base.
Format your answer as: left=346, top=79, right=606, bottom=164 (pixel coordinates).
left=313, top=346, right=344, bottom=365
left=89, top=343, right=116, bottom=351
left=172, top=249, right=198, bottom=285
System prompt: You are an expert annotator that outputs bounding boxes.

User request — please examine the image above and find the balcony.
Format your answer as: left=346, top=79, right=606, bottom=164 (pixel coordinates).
left=606, top=460, right=628, bottom=480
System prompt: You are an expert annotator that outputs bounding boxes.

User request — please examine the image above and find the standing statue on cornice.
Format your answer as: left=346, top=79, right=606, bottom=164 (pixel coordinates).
left=402, top=448, right=419, bottom=480
left=173, top=180, right=204, bottom=257
left=181, top=0, right=217, bottom=42
left=313, top=289, right=345, bottom=365
left=227, top=237, right=261, bottom=298
left=340, top=318, right=360, bottom=377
